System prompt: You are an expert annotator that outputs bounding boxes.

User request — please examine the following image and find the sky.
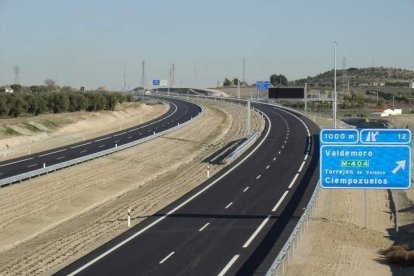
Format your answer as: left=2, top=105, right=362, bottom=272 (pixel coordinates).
left=0, top=0, right=413, bottom=90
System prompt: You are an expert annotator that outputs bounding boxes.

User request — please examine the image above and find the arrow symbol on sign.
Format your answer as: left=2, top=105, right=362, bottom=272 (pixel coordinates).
left=392, top=160, right=406, bottom=174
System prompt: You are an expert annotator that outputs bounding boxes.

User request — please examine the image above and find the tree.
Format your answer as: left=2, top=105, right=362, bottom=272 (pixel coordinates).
left=232, top=78, right=240, bottom=86
left=270, top=74, right=288, bottom=86
left=44, top=79, right=56, bottom=92
left=10, top=84, right=22, bottom=93
left=223, top=78, right=232, bottom=87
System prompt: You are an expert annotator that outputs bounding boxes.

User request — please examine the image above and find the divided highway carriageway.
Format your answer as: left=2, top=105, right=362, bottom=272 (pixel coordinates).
left=58, top=94, right=320, bottom=276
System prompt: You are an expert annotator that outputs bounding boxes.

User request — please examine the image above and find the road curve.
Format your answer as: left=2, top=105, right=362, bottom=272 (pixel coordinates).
left=57, top=98, right=320, bottom=276
left=0, top=98, right=202, bottom=184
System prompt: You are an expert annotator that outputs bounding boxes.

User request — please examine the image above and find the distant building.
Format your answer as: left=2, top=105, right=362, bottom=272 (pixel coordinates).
left=410, top=82, right=414, bottom=88
left=371, top=108, right=402, bottom=117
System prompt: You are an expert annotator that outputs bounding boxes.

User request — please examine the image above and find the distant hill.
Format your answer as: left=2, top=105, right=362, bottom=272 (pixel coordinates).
left=293, top=67, right=414, bottom=88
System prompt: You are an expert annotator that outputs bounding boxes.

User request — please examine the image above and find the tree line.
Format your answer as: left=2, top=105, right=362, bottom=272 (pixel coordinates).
left=222, top=74, right=288, bottom=87
left=0, top=91, right=134, bottom=118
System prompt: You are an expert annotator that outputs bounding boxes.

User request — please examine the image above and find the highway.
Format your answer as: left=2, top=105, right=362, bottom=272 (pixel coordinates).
left=57, top=95, right=320, bottom=276
left=0, top=98, right=202, bottom=183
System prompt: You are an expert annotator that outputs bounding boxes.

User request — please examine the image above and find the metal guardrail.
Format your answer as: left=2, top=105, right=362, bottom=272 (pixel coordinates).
left=265, top=183, right=321, bottom=276
left=0, top=99, right=205, bottom=188
left=222, top=132, right=259, bottom=164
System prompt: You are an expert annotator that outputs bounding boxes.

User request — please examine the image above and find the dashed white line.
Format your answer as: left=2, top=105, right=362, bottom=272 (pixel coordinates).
left=288, top=173, right=300, bottom=189
left=0, top=157, right=34, bottom=168
left=272, top=191, right=289, bottom=212
left=243, top=215, right=271, bottom=248
left=278, top=151, right=281, bottom=154
left=56, top=156, right=65, bottom=160
left=99, top=145, right=105, bottom=148
left=39, top=149, right=67, bottom=157
left=70, top=142, right=91, bottom=149
left=282, top=145, right=285, bottom=149
left=199, top=223, right=210, bottom=232
left=159, top=251, right=175, bottom=264
left=304, top=154, right=308, bottom=161
left=80, top=150, right=87, bottom=154
left=27, top=163, right=38, bottom=168
left=225, top=202, right=233, bottom=209
left=115, top=140, right=120, bottom=143
left=298, top=161, right=306, bottom=172
left=128, top=136, right=132, bottom=139
left=256, top=175, right=261, bottom=180
left=266, top=165, right=270, bottom=170
left=95, top=137, right=110, bottom=142
left=0, top=173, right=3, bottom=176
left=243, top=187, right=249, bottom=192
left=273, top=157, right=276, bottom=161
left=218, top=255, right=240, bottom=276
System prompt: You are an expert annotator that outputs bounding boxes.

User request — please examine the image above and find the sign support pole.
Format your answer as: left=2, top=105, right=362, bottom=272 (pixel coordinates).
left=396, top=190, right=399, bottom=232
left=364, top=189, right=367, bottom=228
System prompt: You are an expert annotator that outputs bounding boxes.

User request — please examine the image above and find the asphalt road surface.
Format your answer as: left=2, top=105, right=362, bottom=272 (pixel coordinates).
left=58, top=97, right=320, bottom=276
left=0, top=97, right=201, bottom=182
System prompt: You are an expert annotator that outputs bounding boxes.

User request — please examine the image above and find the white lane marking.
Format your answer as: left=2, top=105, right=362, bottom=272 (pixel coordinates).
left=218, top=255, right=240, bottom=276
left=95, top=137, right=110, bottom=142
left=114, top=132, right=126, bottom=137
left=243, top=187, right=249, bottom=192
left=27, top=164, right=38, bottom=168
left=272, top=191, right=289, bottom=212
left=65, top=105, right=272, bottom=276
left=115, top=140, right=120, bottom=143
left=298, top=161, right=306, bottom=173
left=99, top=145, right=105, bottom=148
left=147, top=129, right=152, bottom=132
left=266, top=165, right=270, bottom=170
left=199, top=223, right=210, bottom=232
left=304, top=154, right=308, bottom=161
left=39, top=149, right=66, bottom=157
left=56, top=156, right=65, bottom=160
left=139, top=133, right=142, bottom=135
left=282, top=145, right=285, bottom=149
left=80, top=150, right=87, bottom=154
left=278, top=151, right=281, bottom=154
left=70, top=142, right=91, bottom=149
left=0, top=173, right=3, bottom=176
left=128, top=136, right=132, bottom=139
left=225, top=202, right=233, bottom=209
left=256, top=175, right=261, bottom=180
left=273, top=157, right=276, bottom=161
left=0, top=157, right=34, bottom=168
left=159, top=251, right=175, bottom=264
left=242, top=215, right=271, bottom=248
left=288, top=173, right=300, bottom=189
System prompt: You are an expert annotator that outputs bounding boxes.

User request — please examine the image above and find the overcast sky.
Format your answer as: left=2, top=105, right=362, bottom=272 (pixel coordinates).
left=1, top=0, right=413, bottom=90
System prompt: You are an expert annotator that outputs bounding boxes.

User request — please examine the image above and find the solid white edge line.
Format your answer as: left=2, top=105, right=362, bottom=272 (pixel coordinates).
left=159, top=251, right=175, bottom=264
left=272, top=191, right=289, bottom=212
left=218, top=255, right=240, bottom=276
left=304, top=154, right=308, bottom=161
left=66, top=107, right=272, bottom=276
left=39, top=148, right=67, bottom=157
left=242, top=215, right=271, bottom=248
left=225, top=202, right=233, bottom=209
left=95, top=136, right=111, bottom=142
left=298, top=161, right=306, bottom=172
left=70, top=142, right=91, bottom=149
left=199, top=223, right=210, bottom=232
left=0, top=157, right=34, bottom=168
left=113, top=132, right=127, bottom=137
left=288, top=173, right=300, bottom=189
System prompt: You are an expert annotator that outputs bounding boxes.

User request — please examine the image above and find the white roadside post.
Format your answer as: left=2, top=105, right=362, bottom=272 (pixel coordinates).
left=207, top=165, right=210, bottom=179
left=128, top=209, right=131, bottom=227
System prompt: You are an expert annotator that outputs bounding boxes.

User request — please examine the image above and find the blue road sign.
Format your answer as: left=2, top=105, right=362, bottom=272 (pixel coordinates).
left=152, top=79, right=160, bottom=86
left=256, top=81, right=270, bottom=91
left=320, top=129, right=411, bottom=189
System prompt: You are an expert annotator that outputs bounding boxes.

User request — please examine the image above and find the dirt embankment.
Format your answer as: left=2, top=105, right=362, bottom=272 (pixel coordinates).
left=0, top=99, right=264, bottom=276
left=0, top=101, right=168, bottom=161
